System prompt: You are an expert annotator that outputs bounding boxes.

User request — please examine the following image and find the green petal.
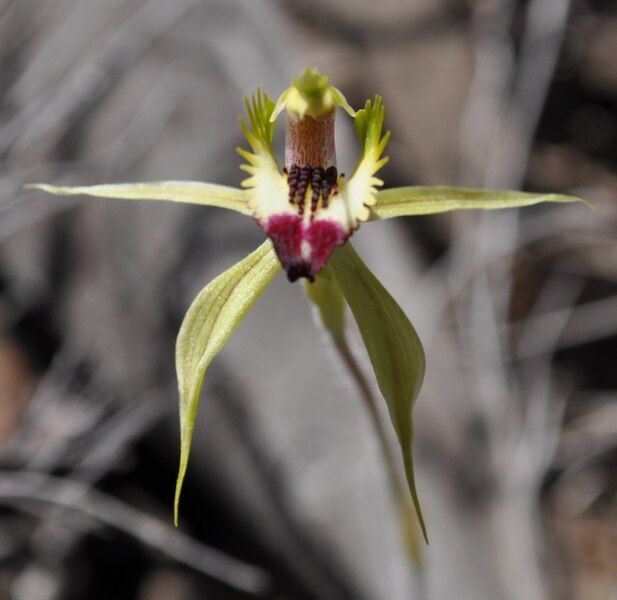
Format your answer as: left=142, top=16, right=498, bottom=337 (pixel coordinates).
left=372, top=186, right=586, bottom=220
left=239, top=88, right=277, bottom=161
left=174, top=241, right=281, bottom=524
left=327, top=96, right=391, bottom=230
left=237, top=90, right=291, bottom=225
left=353, top=96, right=390, bottom=171
left=25, top=181, right=251, bottom=215
left=329, top=243, right=428, bottom=542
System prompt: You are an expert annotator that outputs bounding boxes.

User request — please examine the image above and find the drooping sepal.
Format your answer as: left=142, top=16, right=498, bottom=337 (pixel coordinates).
left=329, top=243, right=428, bottom=542
left=306, top=268, right=425, bottom=561
left=174, top=241, right=281, bottom=524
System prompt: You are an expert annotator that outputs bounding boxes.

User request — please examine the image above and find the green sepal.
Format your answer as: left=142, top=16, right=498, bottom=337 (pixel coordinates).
left=372, top=186, right=587, bottom=220
left=329, top=243, right=428, bottom=542
left=174, top=240, right=281, bottom=524
left=25, top=181, right=251, bottom=215
left=307, top=265, right=426, bottom=560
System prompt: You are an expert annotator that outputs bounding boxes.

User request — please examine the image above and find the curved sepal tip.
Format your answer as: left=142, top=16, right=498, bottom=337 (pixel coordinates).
left=174, top=241, right=281, bottom=524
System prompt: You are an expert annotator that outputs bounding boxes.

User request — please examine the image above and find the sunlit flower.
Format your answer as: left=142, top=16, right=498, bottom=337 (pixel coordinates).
left=28, top=68, right=583, bottom=543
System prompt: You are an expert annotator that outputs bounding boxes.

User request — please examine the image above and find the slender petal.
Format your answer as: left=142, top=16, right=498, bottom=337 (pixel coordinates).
left=371, top=186, right=585, bottom=220
left=25, top=181, right=251, bottom=214
left=329, top=243, right=428, bottom=542
left=174, top=241, right=281, bottom=523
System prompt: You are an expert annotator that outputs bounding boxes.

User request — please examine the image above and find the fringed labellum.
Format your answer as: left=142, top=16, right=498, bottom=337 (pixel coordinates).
left=239, top=68, right=388, bottom=282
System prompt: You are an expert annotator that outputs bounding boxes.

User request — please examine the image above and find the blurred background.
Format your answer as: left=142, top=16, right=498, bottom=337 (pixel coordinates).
left=0, top=0, right=615, bottom=598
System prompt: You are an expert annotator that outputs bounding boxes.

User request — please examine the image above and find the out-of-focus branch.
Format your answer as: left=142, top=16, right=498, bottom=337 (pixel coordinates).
left=430, top=0, right=576, bottom=598
left=0, top=471, right=272, bottom=596
left=0, top=0, right=202, bottom=155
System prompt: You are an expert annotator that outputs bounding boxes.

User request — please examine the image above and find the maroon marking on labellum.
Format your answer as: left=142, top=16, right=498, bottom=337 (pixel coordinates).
left=264, top=213, right=348, bottom=282
left=306, top=219, right=347, bottom=272
left=264, top=214, right=302, bottom=264
left=264, top=214, right=311, bottom=282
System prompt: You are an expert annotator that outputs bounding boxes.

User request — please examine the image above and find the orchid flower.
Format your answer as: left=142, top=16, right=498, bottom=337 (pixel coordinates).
left=27, top=68, right=583, bottom=545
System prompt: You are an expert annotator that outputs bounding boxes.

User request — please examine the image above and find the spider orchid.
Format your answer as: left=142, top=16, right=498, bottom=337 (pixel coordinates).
left=27, top=68, right=583, bottom=543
